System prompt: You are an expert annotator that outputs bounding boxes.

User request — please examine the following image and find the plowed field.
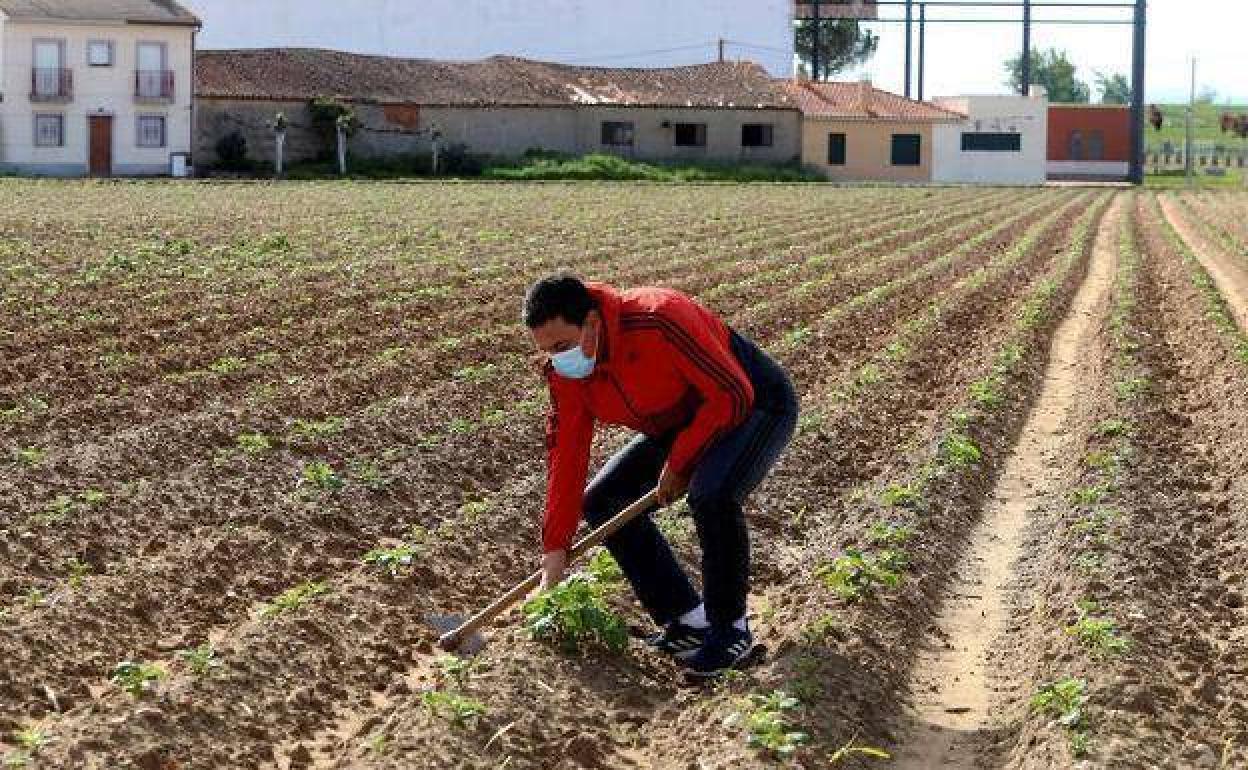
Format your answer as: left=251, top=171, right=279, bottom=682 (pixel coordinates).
left=2, top=182, right=1245, bottom=770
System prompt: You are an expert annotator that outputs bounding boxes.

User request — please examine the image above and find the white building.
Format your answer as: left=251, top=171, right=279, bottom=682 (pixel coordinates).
left=0, top=0, right=198, bottom=176
left=930, top=91, right=1049, bottom=186
left=181, top=0, right=795, bottom=76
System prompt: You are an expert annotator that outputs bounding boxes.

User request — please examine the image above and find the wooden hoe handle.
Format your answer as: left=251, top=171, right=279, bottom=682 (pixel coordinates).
left=437, top=489, right=660, bottom=650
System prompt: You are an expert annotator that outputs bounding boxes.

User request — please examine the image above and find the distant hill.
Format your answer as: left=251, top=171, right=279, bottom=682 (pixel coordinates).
left=1146, top=102, right=1248, bottom=153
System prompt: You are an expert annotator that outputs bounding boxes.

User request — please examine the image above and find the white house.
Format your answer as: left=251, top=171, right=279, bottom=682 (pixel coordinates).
left=930, top=90, right=1049, bottom=186
left=0, top=0, right=199, bottom=176
left=181, top=0, right=795, bottom=76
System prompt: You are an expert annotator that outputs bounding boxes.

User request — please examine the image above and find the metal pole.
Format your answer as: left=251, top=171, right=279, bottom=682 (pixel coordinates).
left=1185, top=57, right=1195, bottom=186
left=904, top=0, right=914, bottom=97
left=918, top=3, right=927, bottom=100
left=718, top=38, right=725, bottom=62
left=1128, top=0, right=1147, bottom=184
left=1021, top=0, right=1032, bottom=95
left=811, top=0, right=821, bottom=80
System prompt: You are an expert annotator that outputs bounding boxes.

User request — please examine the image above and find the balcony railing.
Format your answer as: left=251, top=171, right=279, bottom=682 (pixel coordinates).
left=135, top=70, right=175, bottom=102
left=31, top=68, right=72, bottom=102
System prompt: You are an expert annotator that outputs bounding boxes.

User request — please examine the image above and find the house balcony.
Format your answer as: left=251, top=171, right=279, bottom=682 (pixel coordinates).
left=31, top=68, right=72, bottom=102
left=135, top=70, right=175, bottom=103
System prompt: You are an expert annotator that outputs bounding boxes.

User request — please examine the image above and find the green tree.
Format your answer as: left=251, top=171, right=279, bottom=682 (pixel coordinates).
left=1004, top=47, right=1090, bottom=103
left=1095, top=71, right=1131, bottom=105
left=795, top=19, right=879, bottom=81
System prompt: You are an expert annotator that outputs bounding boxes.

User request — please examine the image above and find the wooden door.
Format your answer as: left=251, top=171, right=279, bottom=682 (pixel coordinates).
left=89, top=116, right=112, bottom=177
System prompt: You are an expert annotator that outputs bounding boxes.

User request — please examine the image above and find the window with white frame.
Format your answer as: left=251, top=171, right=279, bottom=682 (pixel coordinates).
left=87, top=40, right=115, bottom=66
left=34, top=114, right=64, bottom=147
left=137, top=115, right=166, bottom=148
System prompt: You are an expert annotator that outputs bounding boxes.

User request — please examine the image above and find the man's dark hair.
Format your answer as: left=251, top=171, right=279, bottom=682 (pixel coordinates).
left=523, top=272, right=595, bottom=328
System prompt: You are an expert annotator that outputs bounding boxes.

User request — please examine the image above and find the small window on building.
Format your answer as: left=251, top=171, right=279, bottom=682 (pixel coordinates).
left=1068, top=130, right=1085, bottom=161
left=87, top=40, right=114, bottom=66
left=34, top=114, right=64, bottom=147
left=960, top=132, right=1021, bottom=152
left=137, top=115, right=166, bottom=148
left=741, top=123, right=773, bottom=147
left=828, top=132, right=847, bottom=165
left=1088, top=130, right=1105, bottom=161
left=674, top=123, right=707, bottom=147
left=891, top=134, right=921, bottom=166
left=601, top=121, right=634, bottom=147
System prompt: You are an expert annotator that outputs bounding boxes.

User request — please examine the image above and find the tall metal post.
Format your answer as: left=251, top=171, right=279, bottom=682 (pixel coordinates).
left=904, top=0, right=914, bottom=97
left=1020, top=0, right=1032, bottom=95
left=918, top=3, right=927, bottom=101
left=1129, top=0, right=1147, bottom=184
left=1184, top=58, right=1195, bottom=186
left=810, top=0, right=821, bottom=80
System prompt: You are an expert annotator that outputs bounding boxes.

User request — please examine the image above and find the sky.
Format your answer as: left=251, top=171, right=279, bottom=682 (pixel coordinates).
left=837, top=0, right=1246, bottom=104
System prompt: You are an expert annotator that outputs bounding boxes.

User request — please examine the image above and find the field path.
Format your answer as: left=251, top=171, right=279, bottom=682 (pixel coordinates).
left=1157, top=195, right=1248, bottom=331
left=892, top=196, right=1124, bottom=768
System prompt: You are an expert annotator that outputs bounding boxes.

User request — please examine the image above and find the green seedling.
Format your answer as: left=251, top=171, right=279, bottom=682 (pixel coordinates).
left=800, top=613, right=844, bottom=645
left=452, top=363, right=498, bottom=383
left=481, top=408, right=508, bottom=427
left=291, top=416, right=346, bottom=439
left=1114, top=377, right=1150, bottom=401
left=363, top=545, right=418, bottom=578
left=363, top=732, right=389, bottom=754
left=867, top=522, right=914, bottom=547
left=585, top=548, right=624, bottom=585
left=969, top=376, right=1006, bottom=409
left=880, top=483, right=923, bottom=510
left=21, top=588, right=45, bottom=610
left=784, top=326, right=812, bottom=346
left=259, top=580, right=330, bottom=618
left=435, top=655, right=475, bottom=689
left=1096, top=419, right=1132, bottom=438
left=38, top=495, right=75, bottom=524
left=458, top=499, right=494, bottom=522
left=236, top=432, right=272, bottom=454
left=816, top=548, right=906, bottom=602
left=79, top=489, right=107, bottom=506
left=1084, top=451, right=1116, bottom=470
left=178, top=643, right=222, bottom=676
left=1065, top=604, right=1130, bottom=658
left=12, top=726, right=52, bottom=754
left=1074, top=551, right=1105, bottom=574
left=1030, top=677, right=1090, bottom=757
left=942, top=432, right=982, bottom=467
left=855, top=363, right=884, bottom=388
left=302, top=461, right=344, bottom=491
left=14, top=447, right=45, bottom=466
left=421, top=691, right=485, bottom=727
left=376, top=346, right=406, bottom=364
left=1071, top=484, right=1113, bottom=506
left=797, top=410, right=825, bottom=435
left=209, top=356, right=246, bottom=375
left=109, top=661, right=166, bottom=698
left=447, top=417, right=477, bottom=435
left=731, top=690, right=808, bottom=758
left=65, top=557, right=91, bottom=589
left=522, top=575, right=628, bottom=654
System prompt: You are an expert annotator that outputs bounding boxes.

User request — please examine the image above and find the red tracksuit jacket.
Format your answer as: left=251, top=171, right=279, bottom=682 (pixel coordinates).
left=541, top=283, right=755, bottom=553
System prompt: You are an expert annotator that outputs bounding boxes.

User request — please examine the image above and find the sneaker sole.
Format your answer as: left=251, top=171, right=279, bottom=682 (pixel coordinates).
left=685, top=643, right=765, bottom=679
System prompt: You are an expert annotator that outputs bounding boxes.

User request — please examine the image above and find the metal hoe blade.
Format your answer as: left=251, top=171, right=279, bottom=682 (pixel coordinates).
left=426, top=613, right=487, bottom=656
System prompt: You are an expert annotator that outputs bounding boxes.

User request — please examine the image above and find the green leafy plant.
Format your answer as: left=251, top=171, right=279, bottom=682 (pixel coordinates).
left=65, top=557, right=91, bottom=589
left=236, top=432, right=272, bottom=454
left=12, top=726, right=52, bottom=754
left=800, top=613, right=844, bottom=645
left=1065, top=603, right=1130, bottom=658
left=14, top=447, right=45, bottom=466
left=178, top=643, right=222, bottom=676
left=867, top=522, right=914, bottom=547
left=302, top=461, right=344, bottom=491
left=291, top=416, right=346, bottom=439
left=421, top=691, right=485, bottom=727
left=435, top=654, right=475, bottom=689
left=109, top=661, right=166, bottom=697
left=522, top=575, right=628, bottom=654
left=969, top=376, right=1006, bottom=409
left=259, top=580, right=330, bottom=618
left=209, top=356, right=246, bottom=375
left=734, top=690, right=808, bottom=758
left=1071, top=484, right=1113, bottom=506
left=21, top=588, right=45, bottom=610
left=1096, top=418, right=1132, bottom=438
left=1114, top=376, right=1150, bottom=401
left=815, top=548, right=906, bottom=602
left=880, top=483, right=922, bottom=509
left=942, top=432, right=983, bottom=467
left=1031, top=677, right=1090, bottom=757
left=362, top=544, right=418, bottom=578
left=584, top=548, right=624, bottom=585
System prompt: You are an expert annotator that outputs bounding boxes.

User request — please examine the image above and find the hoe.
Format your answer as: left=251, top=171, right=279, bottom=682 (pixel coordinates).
left=431, top=489, right=660, bottom=654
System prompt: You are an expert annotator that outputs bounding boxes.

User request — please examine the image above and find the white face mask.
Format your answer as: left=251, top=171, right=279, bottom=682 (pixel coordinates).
left=550, top=344, right=595, bottom=379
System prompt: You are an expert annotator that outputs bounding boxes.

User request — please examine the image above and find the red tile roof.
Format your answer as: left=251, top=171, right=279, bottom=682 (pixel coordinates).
left=195, top=49, right=795, bottom=110
left=784, top=80, right=965, bottom=122
left=0, top=0, right=198, bottom=24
